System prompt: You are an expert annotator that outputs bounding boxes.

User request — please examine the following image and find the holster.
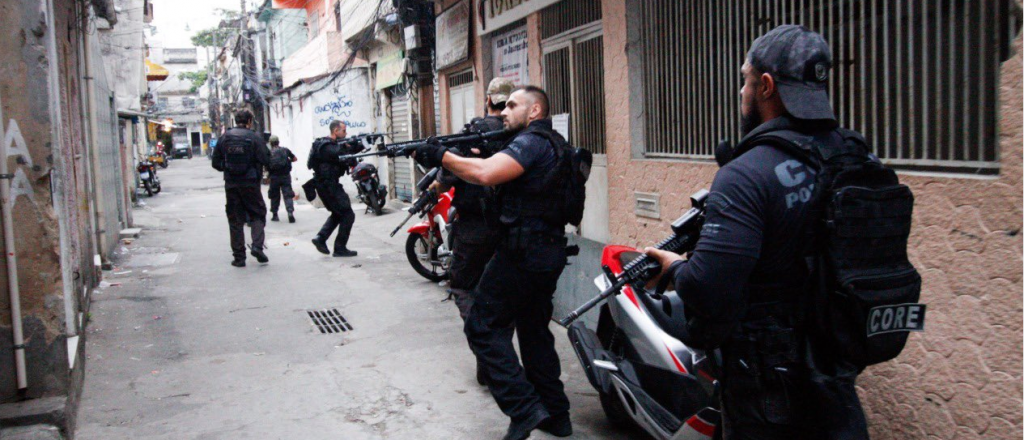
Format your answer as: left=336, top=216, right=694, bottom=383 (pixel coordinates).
left=301, top=178, right=317, bottom=201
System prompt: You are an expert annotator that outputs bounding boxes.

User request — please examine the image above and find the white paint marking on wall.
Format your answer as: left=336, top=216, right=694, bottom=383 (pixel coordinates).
left=2, top=116, right=35, bottom=202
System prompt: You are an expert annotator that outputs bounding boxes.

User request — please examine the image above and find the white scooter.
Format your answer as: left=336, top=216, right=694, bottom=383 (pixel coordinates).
left=562, top=190, right=720, bottom=440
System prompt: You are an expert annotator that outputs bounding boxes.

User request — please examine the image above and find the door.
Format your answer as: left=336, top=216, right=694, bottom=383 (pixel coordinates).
left=448, top=70, right=476, bottom=133
left=389, top=91, right=414, bottom=202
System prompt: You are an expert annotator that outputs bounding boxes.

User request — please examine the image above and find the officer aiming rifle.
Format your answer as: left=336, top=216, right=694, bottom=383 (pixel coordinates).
left=338, top=130, right=511, bottom=162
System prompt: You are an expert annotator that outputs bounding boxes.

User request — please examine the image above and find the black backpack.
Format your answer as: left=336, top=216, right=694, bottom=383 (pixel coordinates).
left=531, top=129, right=592, bottom=228
left=307, top=138, right=327, bottom=171
left=222, top=136, right=256, bottom=178
left=754, top=128, right=925, bottom=371
left=269, top=148, right=291, bottom=173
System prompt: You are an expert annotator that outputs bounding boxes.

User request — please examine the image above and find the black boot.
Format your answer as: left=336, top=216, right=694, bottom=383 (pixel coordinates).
left=250, top=246, right=269, bottom=264
left=288, top=213, right=295, bottom=223
left=271, top=212, right=279, bottom=222
left=332, top=248, right=358, bottom=257
left=231, top=258, right=246, bottom=268
left=537, top=412, right=572, bottom=437
left=311, top=237, right=330, bottom=254
left=503, top=407, right=550, bottom=440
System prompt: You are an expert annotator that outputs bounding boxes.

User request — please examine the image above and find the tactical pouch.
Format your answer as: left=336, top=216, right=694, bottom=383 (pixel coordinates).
left=301, top=178, right=317, bottom=202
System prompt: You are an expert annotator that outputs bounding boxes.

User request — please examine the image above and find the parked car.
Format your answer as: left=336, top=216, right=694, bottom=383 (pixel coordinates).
left=171, top=143, right=193, bottom=159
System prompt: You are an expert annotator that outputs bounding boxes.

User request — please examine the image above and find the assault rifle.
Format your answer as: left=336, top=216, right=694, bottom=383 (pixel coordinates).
left=389, top=168, right=441, bottom=237
left=343, top=131, right=397, bottom=146
left=339, top=130, right=511, bottom=162
left=559, top=189, right=709, bottom=326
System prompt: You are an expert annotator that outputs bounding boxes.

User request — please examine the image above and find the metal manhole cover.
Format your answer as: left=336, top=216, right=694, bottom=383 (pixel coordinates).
left=307, top=309, right=353, bottom=334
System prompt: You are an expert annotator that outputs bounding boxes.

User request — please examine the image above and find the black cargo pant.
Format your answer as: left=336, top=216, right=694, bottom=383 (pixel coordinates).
left=718, top=318, right=866, bottom=439
left=315, top=180, right=355, bottom=252
left=268, top=176, right=295, bottom=214
left=449, top=217, right=501, bottom=320
left=464, top=236, right=570, bottom=422
left=225, top=185, right=267, bottom=260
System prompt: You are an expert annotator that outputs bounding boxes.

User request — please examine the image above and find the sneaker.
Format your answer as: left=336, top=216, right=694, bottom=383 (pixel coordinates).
left=250, top=247, right=269, bottom=264
left=271, top=213, right=279, bottom=222
left=332, top=249, right=358, bottom=257
left=311, top=238, right=330, bottom=254
left=537, top=412, right=572, bottom=437
left=288, top=213, right=295, bottom=223
left=231, top=259, right=246, bottom=268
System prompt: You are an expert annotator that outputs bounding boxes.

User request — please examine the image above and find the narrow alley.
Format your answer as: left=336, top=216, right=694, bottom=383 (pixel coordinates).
left=75, top=159, right=636, bottom=439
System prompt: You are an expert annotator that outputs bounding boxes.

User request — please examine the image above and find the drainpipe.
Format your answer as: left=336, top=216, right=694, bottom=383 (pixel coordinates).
left=82, top=7, right=109, bottom=263
left=0, top=96, right=28, bottom=394
left=43, top=0, right=79, bottom=339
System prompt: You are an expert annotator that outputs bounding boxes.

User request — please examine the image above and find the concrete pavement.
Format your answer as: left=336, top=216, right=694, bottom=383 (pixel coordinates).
left=76, top=158, right=641, bottom=440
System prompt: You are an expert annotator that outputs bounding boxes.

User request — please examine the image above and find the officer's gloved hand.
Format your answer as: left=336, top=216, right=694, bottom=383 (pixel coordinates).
left=414, top=142, right=448, bottom=169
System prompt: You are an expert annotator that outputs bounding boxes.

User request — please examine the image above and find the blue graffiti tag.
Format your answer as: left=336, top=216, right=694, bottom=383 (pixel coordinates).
left=314, top=96, right=355, bottom=116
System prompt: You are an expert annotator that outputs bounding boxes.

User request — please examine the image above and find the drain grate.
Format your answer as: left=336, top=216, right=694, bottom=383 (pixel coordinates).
left=307, top=308, right=353, bottom=334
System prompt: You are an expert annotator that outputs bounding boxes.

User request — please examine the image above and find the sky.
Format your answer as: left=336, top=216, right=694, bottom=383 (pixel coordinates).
left=148, top=0, right=262, bottom=51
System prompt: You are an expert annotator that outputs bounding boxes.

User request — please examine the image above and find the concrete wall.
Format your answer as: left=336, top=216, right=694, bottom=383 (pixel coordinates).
left=267, top=69, right=377, bottom=194
left=600, top=0, right=1024, bottom=437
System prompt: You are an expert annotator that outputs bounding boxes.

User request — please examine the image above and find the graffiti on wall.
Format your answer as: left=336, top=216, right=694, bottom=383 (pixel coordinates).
left=314, top=95, right=369, bottom=130
left=2, top=101, right=35, bottom=202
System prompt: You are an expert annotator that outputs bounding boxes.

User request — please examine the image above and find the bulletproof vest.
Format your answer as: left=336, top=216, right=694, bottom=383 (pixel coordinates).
left=220, top=128, right=259, bottom=183
left=312, top=139, right=344, bottom=182
left=496, top=123, right=568, bottom=235
left=453, top=116, right=505, bottom=218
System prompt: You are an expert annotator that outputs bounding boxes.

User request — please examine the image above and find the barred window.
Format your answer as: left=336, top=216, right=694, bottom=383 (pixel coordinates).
left=541, top=1, right=606, bottom=154
left=628, top=0, right=1023, bottom=174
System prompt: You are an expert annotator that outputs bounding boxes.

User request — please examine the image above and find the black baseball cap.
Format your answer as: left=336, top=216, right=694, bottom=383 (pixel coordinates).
left=747, top=25, right=835, bottom=121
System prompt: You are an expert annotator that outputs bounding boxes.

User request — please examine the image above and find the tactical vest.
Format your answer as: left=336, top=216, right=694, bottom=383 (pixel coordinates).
left=453, top=116, right=505, bottom=219
left=496, top=124, right=569, bottom=236
left=311, top=138, right=344, bottom=182
left=220, top=129, right=259, bottom=183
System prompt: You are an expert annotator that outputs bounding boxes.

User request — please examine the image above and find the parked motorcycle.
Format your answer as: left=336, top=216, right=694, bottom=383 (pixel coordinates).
left=561, top=190, right=720, bottom=440
left=390, top=169, right=453, bottom=282
left=137, top=160, right=162, bottom=196
left=349, top=160, right=388, bottom=215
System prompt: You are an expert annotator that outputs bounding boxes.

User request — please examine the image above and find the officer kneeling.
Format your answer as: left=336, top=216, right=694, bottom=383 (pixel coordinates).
left=414, top=86, right=573, bottom=440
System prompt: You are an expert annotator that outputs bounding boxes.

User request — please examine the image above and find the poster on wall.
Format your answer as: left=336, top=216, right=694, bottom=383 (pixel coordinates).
left=492, top=25, right=528, bottom=86
left=436, top=0, right=470, bottom=70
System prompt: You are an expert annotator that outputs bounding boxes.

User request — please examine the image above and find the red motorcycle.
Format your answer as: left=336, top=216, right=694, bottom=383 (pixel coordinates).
left=390, top=169, right=454, bottom=282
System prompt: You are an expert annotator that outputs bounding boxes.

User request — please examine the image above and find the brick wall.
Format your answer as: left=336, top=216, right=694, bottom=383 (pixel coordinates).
left=601, top=0, right=1023, bottom=436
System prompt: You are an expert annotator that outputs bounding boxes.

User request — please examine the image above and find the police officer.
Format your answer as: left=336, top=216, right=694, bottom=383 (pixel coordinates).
left=429, top=77, right=513, bottom=385
left=310, top=120, right=361, bottom=257
left=211, top=109, right=271, bottom=267
left=644, top=25, right=868, bottom=439
left=266, top=135, right=298, bottom=223
left=414, top=86, right=572, bottom=440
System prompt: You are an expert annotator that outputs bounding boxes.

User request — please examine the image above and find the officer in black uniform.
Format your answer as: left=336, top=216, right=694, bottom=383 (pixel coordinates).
left=211, top=109, right=271, bottom=267
left=310, top=120, right=361, bottom=257
left=267, top=135, right=298, bottom=223
left=414, top=86, right=572, bottom=440
left=429, top=77, right=514, bottom=385
left=645, top=25, right=868, bottom=439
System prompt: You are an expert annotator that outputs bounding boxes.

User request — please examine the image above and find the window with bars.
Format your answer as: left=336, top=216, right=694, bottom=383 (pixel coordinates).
left=629, top=0, right=1022, bottom=174
left=541, top=3, right=606, bottom=154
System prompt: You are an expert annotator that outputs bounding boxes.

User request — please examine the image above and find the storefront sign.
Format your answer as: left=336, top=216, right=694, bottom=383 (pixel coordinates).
left=491, top=25, right=529, bottom=86
left=477, top=0, right=562, bottom=35
left=375, top=50, right=406, bottom=90
left=436, top=0, right=471, bottom=69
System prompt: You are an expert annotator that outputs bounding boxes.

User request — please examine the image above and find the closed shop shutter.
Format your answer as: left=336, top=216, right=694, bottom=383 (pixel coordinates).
left=390, top=93, right=414, bottom=202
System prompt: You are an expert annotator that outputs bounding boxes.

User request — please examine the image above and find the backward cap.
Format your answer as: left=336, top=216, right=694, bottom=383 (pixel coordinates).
left=269, top=135, right=279, bottom=145
left=747, top=24, right=835, bottom=121
left=487, top=77, right=515, bottom=104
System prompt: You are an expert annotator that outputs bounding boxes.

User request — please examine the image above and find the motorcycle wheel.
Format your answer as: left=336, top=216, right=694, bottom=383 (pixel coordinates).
left=143, top=181, right=153, bottom=197
left=159, top=160, right=168, bottom=169
left=599, top=327, right=633, bottom=428
left=405, top=233, right=449, bottom=282
left=154, top=183, right=161, bottom=194
left=367, top=190, right=384, bottom=215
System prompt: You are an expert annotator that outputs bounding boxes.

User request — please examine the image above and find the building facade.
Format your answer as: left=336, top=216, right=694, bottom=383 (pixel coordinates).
left=438, top=0, right=1024, bottom=437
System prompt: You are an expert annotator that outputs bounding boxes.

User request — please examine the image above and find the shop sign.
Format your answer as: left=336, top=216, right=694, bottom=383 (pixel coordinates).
left=477, top=0, right=561, bottom=35
left=436, top=0, right=471, bottom=69
left=375, top=50, right=406, bottom=90
left=491, top=25, right=528, bottom=85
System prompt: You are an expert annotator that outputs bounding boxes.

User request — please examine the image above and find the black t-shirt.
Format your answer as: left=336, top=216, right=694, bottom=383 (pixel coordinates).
left=669, top=120, right=839, bottom=349
left=497, top=120, right=558, bottom=194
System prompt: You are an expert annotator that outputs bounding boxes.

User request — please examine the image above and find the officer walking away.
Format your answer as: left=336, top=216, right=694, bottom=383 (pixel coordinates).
left=309, top=120, right=361, bottom=257
left=211, top=109, right=271, bottom=267
left=414, top=86, right=573, bottom=440
left=266, top=135, right=298, bottom=223
left=644, top=25, right=868, bottom=439
left=429, top=77, right=513, bottom=385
